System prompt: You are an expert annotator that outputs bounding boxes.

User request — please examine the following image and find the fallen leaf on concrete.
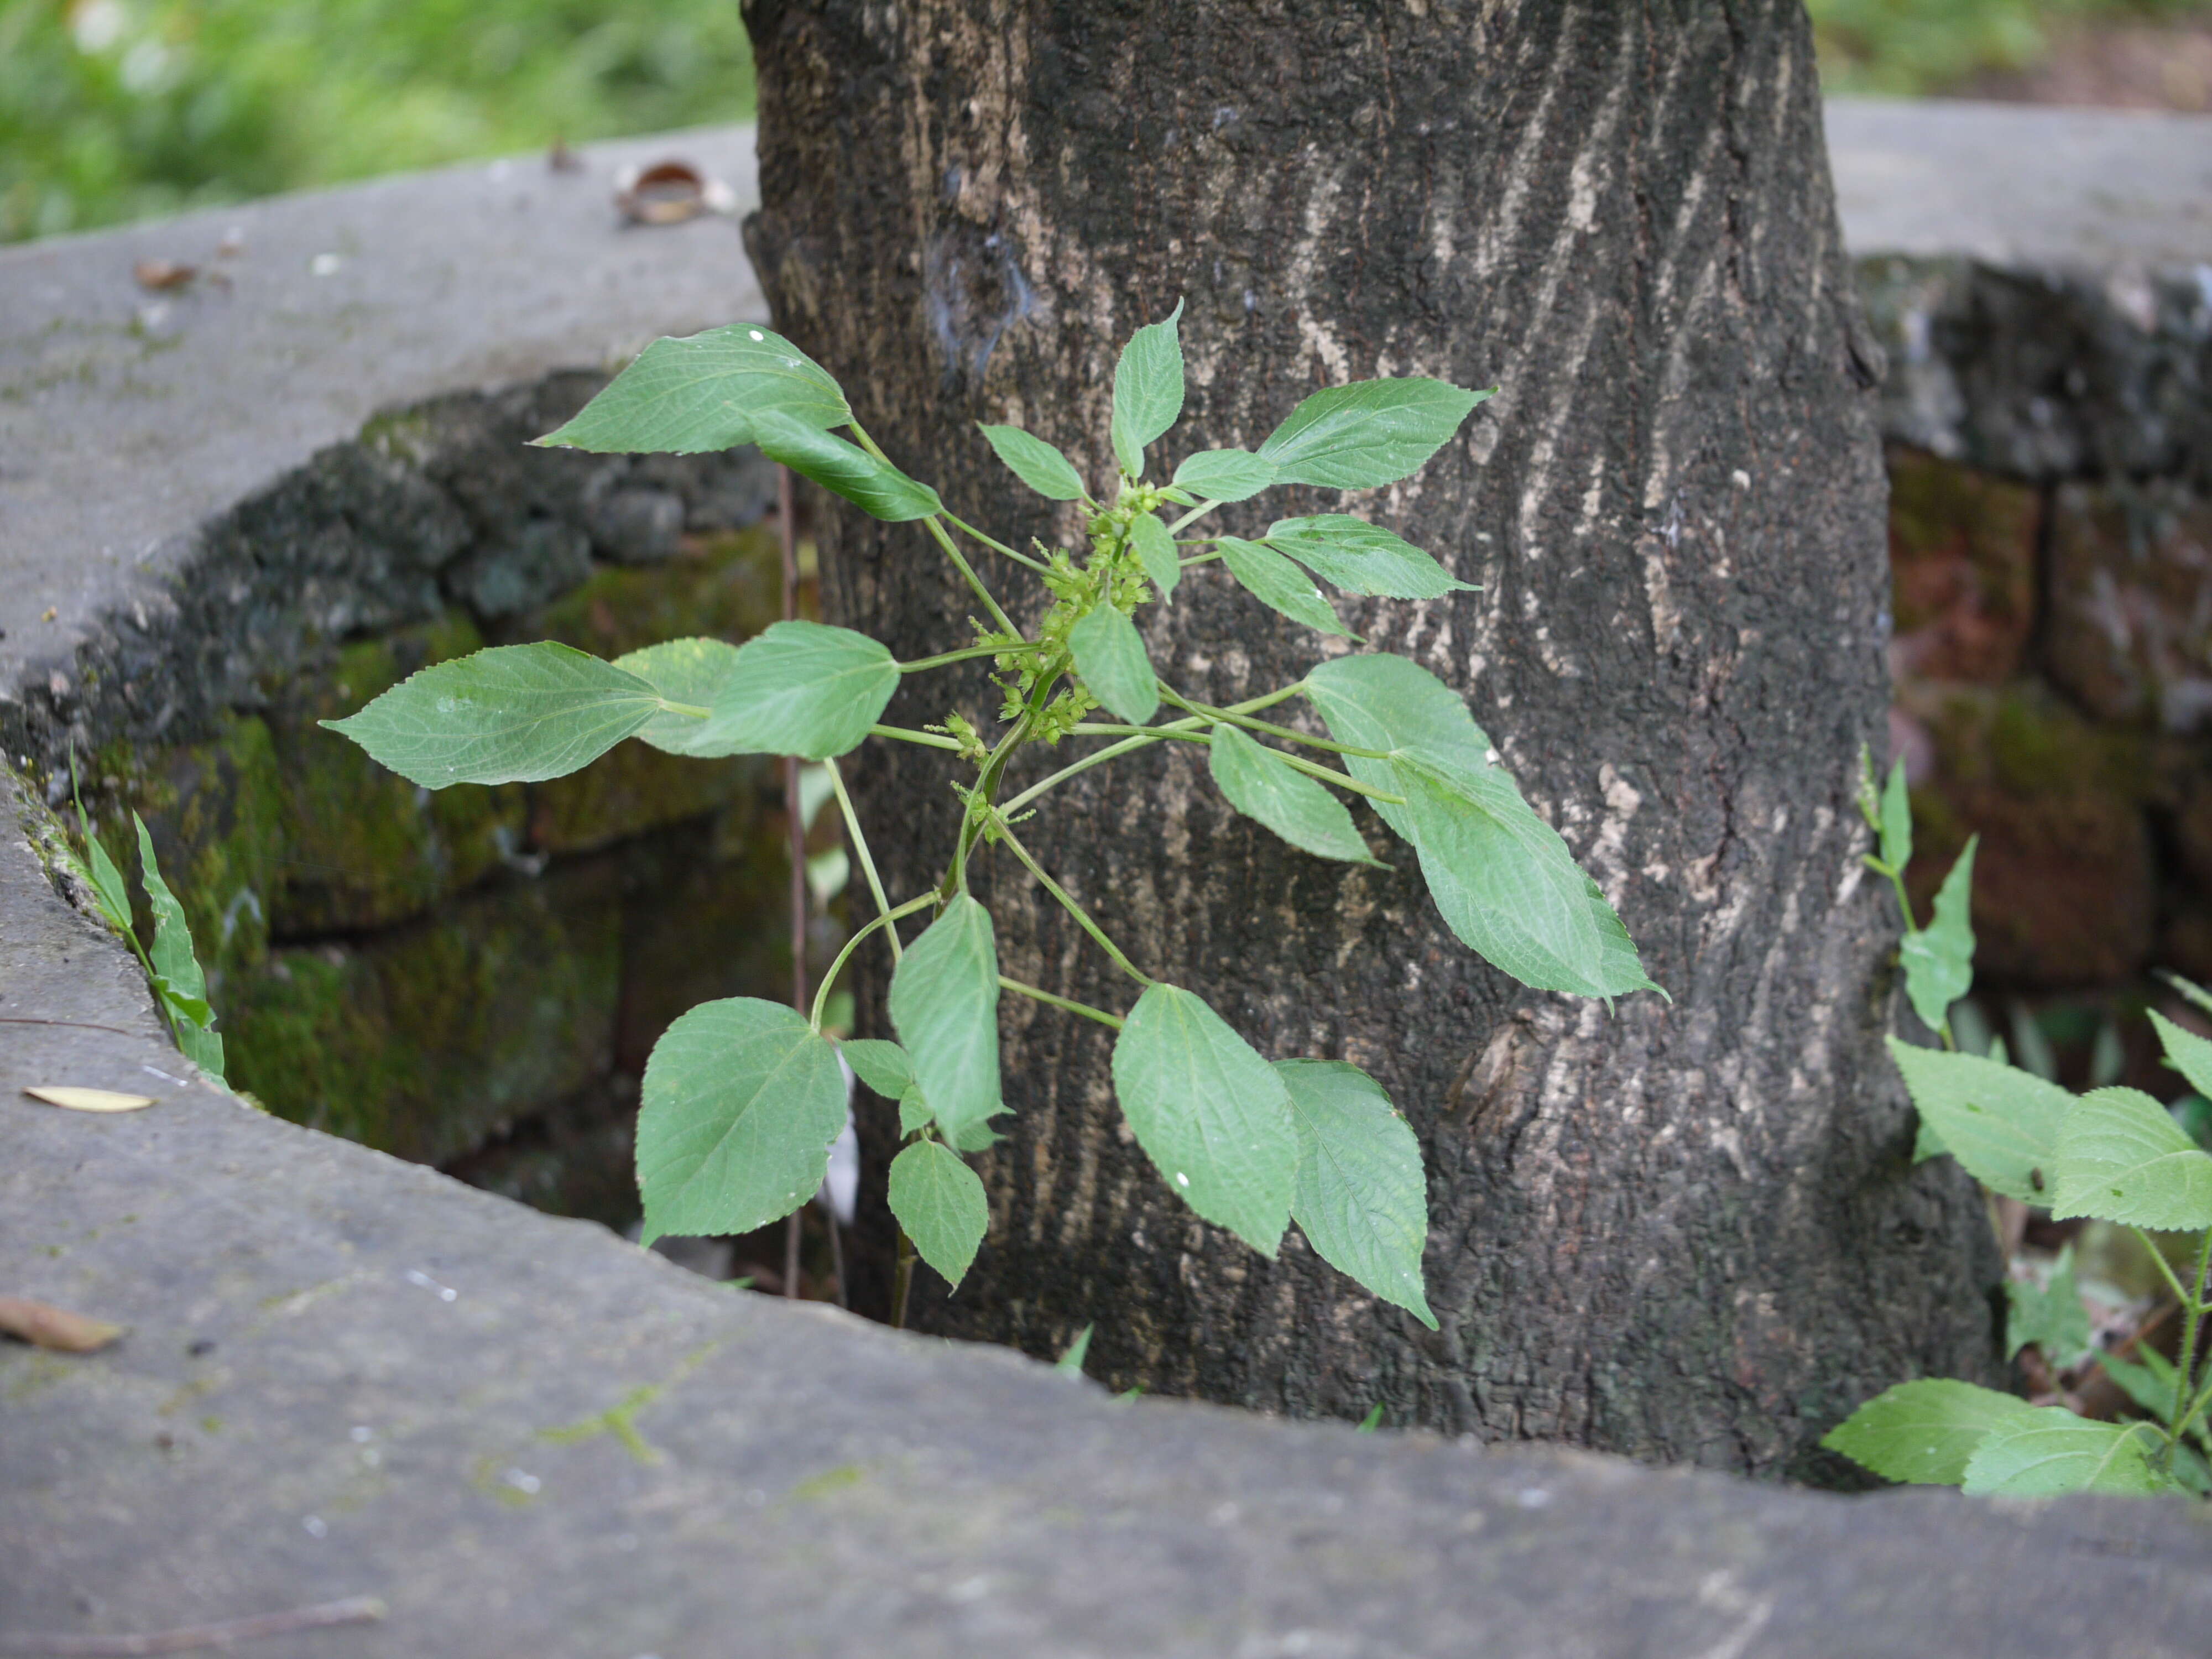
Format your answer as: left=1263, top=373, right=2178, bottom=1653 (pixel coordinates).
left=0, top=1297, right=124, bottom=1352
left=613, top=159, right=735, bottom=225
left=133, top=259, right=197, bottom=290
left=23, top=1086, right=156, bottom=1113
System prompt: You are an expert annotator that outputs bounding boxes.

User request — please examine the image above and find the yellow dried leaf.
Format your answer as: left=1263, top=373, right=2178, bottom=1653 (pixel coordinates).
left=0, top=1297, right=125, bottom=1352
left=23, top=1086, right=156, bottom=1113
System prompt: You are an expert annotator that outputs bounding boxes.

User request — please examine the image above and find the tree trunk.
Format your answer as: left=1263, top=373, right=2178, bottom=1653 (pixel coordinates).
left=742, top=0, right=2003, bottom=1476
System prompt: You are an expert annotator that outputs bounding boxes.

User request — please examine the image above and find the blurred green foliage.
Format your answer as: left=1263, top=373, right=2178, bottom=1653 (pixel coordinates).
left=1, top=0, right=755, bottom=243
left=1809, top=0, right=2210, bottom=93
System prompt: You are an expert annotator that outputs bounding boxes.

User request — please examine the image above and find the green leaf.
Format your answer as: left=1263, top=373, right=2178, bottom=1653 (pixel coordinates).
left=898, top=1090, right=933, bottom=1138
left=76, top=829, right=134, bottom=937
left=1820, top=1377, right=2037, bottom=1486
left=750, top=411, right=943, bottom=521
left=887, top=1140, right=990, bottom=1290
left=1255, top=379, right=1490, bottom=491
left=888, top=896, right=1003, bottom=1147
left=1110, top=983, right=1297, bottom=1256
left=1207, top=723, right=1380, bottom=866
left=2100, top=1348, right=2182, bottom=1422
left=1877, top=757, right=1912, bottom=873
left=1394, top=760, right=1654, bottom=999
left=1171, top=448, right=1276, bottom=502
left=1304, top=653, right=1491, bottom=841
left=979, top=424, right=1087, bottom=502
left=1855, top=742, right=1883, bottom=832
left=535, top=322, right=851, bottom=454
left=2149, top=1009, right=2212, bottom=1103
left=1217, top=537, right=1355, bottom=639
left=1960, top=1409, right=2168, bottom=1498
left=1912, top=1116, right=1950, bottom=1164
left=1068, top=606, right=1160, bottom=726
left=696, top=620, right=899, bottom=760
left=2006, top=1244, right=2093, bottom=1365
left=1902, top=836, right=1977, bottom=1032
left=1128, top=513, right=1181, bottom=601
left=2051, top=1087, right=2212, bottom=1231
left=1274, top=1060, right=1434, bottom=1327
left=2161, top=970, right=2212, bottom=1022
left=1110, top=300, right=1185, bottom=479
left=839, top=1039, right=914, bottom=1099
left=1055, top=1324, right=1094, bottom=1376
left=635, top=997, right=847, bottom=1243
left=324, top=643, right=661, bottom=788
left=613, top=637, right=743, bottom=757
left=134, top=815, right=225, bottom=1081
left=1263, top=515, right=1475, bottom=600
left=1885, top=1039, right=2071, bottom=1204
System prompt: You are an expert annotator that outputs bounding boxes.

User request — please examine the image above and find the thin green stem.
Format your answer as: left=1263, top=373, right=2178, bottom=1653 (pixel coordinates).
left=809, top=893, right=933, bottom=1030
left=1070, top=722, right=1214, bottom=744
left=870, top=724, right=965, bottom=752
left=656, top=699, right=710, bottom=719
left=1063, top=722, right=1404, bottom=804
left=846, top=418, right=1024, bottom=639
left=1274, top=748, right=1408, bottom=805
left=1161, top=688, right=1391, bottom=760
left=999, top=684, right=1310, bottom=817
left=998, top=974, right=1124, bottom=1030
left=992, top=817, right=1152, bottom=987
left=2167, top=1229, right=2212, bottom=1453
left=945, top=513, right=1051, bottom=574
left=1177, top=550, right=1224, bottom=568
left=2137, top=1227, right=2197, bottom=1313
left=1165, top=498, right=1224, bottom=536
left=900, top=641, right=1043, bottom=674
left=828, top=763, right=901, bottom=960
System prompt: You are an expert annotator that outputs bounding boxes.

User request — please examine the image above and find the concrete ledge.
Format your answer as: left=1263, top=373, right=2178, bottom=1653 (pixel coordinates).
left=7, top=779, right=2211, bottom=1654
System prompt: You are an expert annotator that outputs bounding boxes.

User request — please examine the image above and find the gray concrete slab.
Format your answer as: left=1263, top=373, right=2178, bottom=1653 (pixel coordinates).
left=6, top=774, right=2211, bottom=1657
left=1827, top=96, right=2212, bottom=267
left=0, top=124, right=764, bottom=709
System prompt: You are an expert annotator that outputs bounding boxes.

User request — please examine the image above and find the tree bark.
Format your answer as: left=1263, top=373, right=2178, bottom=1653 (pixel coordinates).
left=742, top=0, right=2003, bottom=1477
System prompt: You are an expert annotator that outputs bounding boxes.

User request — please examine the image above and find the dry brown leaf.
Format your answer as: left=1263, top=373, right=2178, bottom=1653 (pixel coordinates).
left=613, top=159, right=735, bottom=225
left=0, top=1296, right=125, bottom=1352
left=133, top=258, right=198, bottom=290
left=24, top=1086, right=156, bottom=1113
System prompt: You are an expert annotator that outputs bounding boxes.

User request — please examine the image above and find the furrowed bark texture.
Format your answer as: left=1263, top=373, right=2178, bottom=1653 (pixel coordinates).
left=743, top=0, right=2003, bottom=1475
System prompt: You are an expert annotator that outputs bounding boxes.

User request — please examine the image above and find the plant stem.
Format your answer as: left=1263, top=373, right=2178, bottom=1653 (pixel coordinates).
left=1160, top=688, right=1390, bottom=760
left=998, top=974, right=1125, bottom=1029
left=870, top=723, right=965, bottom=751
left=828, top=761, right=901, bottom=957
left=999, top=685, right=1308, bottom=816
left=2167, top=1228, right=2212, bottom=1453
left=1177, top=550, right=1224, bottom=568
left=944, top=512, right=1051, bottom=573
left=2138, top=1225, right=2198, bottom=1313
left=809, top=893, right=933, bottom=1029
left=1165, top=497, right=1224, bottom=536
left=892, top=1229, right=917, bottom=1330
left=991, top=817, right=1152, bottom=987
left=900, top=641, right=1044, bottom=674
left=923, top=515, right=1024, bottom=638
left=778, top=461, right=806, bottom=1303
left=656, top=699, right=710, bottom=719
left=1062, top=724, right=1406, bottom=804
left=1274, top=748, right=1408, bottom=804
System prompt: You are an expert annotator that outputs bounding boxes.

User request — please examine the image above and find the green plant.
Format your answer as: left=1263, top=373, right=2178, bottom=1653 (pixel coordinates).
left=60, top=779, right=225, bottom=1081
left=1833, top=750, right=2212, bottom=1496
left=324, top=307, right=1661, bottom=1322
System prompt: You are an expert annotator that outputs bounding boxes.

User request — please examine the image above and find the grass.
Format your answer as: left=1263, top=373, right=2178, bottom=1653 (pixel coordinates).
left=1808, top=0, right=2211, bottom=94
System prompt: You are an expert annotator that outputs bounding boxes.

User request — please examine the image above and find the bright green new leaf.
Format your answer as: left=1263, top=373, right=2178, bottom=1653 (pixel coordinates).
left=1217, top=537, right=1355, bottom=639
left=750, top=411, right=943, bottom=521
left=635, top=997, right=847, bottom=1244
left=889, top=896, right=1003, bottom=1147
left=1885, top=1039, right=2070, bottom=1204
left=1303, top=652, right=1494, bottom=841
left=2005, top=1244, right=2092, bottom=1365
left=1960, top=1410, right=2169, bottom=1498
left=1901, top=835, right=1978, bottom=1032
left=1172, top=448, right=1276, bottom=502
left=2050, top=1087, right=2212, bottom=1231
left=840, top=1039, right=914, bottom=1099
left=1128, top=513, right=1180, bottom=601
left=1069, top=606, right=1160, bottom=726
left=77, top=829, right=134, bottom=937
left=324, top=643, right=661, bottom=788
left=134, top=815, right=223, bottom=1081
left=1820, top=1377, right=2038, bottom=1485
left=1275, top=1060, right=1434, bottom=1327
left=1263, top=515, right=1475, bottom=600
left=1395, top=760, right=1655, bottom=999
left=1255, top=378, right=1490, bottom=490
left=979, top=424, right=1087, bottom=502
left=1877, top=757, right=1912, bottom=872
left=2163, top=970, right=2212, bottom=1021
left=1110, top=983, right=1297, bottom=1256
left=1913, top=1116, right=1950, bottom=1164
left=535, top=322, right=851, bottom=455
left=1207, top=723, right=1380, bottom=867
left=1055, top=1324, right=1094, bottom=1376
left=614, top=637, right=743, bottom=757
left=2149, top=1009, right=2212, bottom=1103
left=1110, top=300, right=1185, bottom=479
left=887, top=1140, right=989, bottom=1290
left=898, top=1091, right=933, bottom=1138
left=696, top=620, right=900, bottom=760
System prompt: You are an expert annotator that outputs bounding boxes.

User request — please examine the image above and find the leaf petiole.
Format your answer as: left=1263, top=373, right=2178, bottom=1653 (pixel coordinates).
left=900, top=641, right=1045, bottom=674
left=809, top=893, right=935, bottom=1030
left=656, top=698, right=711, bottom=719
left=847, top=418, right=1025, bottom=639
left=990, top=815, right=1153, bottom=987
left=943, top=512, right=1053, bottom=573
left=1164, top=497, right=1224, bottom=536
left=827, top=761, right=902, bottom=959
left=870, top=723, right=966, bottom=751
left=1160, top=688, right=1391, bottom=761
left=998, top=974, right=1124, bottom=1030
